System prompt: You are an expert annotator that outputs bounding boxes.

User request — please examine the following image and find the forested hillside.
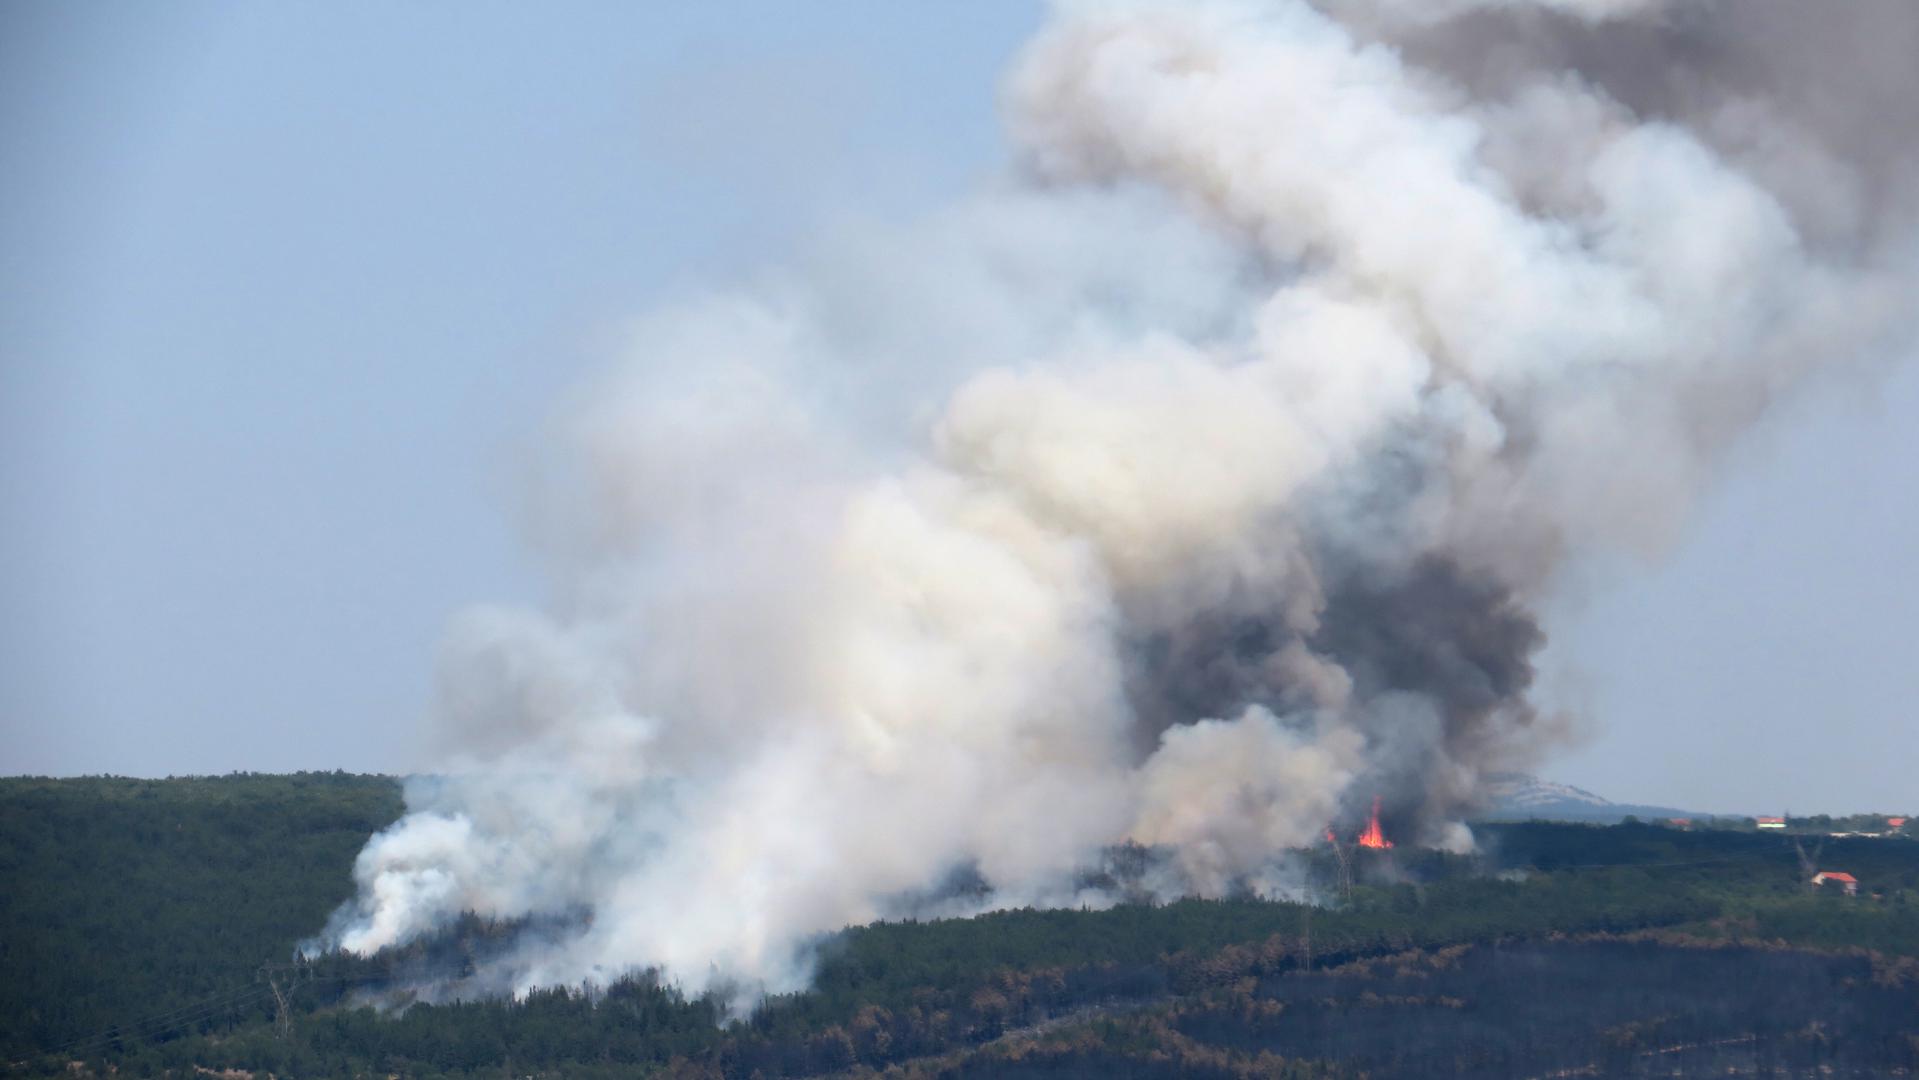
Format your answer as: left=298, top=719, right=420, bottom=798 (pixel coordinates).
left=0, top=773, right=402, bottom=1061
left=3, top=777, right=1917, bottom=1078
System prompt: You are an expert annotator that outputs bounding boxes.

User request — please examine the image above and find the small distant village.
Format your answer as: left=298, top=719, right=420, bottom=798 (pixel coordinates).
left=1648, top=812, right=1911, bottom=899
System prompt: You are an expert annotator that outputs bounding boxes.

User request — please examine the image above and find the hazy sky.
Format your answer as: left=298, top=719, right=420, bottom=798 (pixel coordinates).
left=3, top=2, right=1913, bottom=815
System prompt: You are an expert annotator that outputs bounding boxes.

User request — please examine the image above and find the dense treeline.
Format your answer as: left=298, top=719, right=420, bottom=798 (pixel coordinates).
left=3, top=776, right=1917, bottom=1078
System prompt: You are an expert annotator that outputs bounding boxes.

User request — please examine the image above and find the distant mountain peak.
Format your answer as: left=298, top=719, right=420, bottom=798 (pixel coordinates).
left=1479, top=772, right=1696, bottom=824
left=1483, top=773, right=1614, bottom=809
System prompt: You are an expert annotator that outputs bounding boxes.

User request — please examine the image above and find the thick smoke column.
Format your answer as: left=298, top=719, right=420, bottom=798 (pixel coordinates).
left=322, top=0, right=1918, bottom=1002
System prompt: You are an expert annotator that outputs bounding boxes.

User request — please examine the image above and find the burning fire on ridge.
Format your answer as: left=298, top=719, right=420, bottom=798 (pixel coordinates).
left=1357, top=797, right=1394, bottom=851
left=1325, top=796, right=1394, bottom=850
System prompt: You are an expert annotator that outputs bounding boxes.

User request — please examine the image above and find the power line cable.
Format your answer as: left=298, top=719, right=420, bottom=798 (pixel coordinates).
left=34, top=984, right=278, bottom=1063
left=18, top=956, right=482, bottom=1066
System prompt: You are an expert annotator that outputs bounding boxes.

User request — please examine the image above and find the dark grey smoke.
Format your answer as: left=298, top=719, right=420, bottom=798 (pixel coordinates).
left=1365, top=0, right=1919, bottom=248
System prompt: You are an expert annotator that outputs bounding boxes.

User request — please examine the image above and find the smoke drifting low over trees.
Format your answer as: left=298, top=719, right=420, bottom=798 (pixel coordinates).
left=10, top=781, right=1919, bottom=1079
left=319, top=0, right=1919, bottom=1000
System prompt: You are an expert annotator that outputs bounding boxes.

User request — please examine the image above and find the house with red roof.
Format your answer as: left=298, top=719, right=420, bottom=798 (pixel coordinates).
left=1811, top=871, right=1859, bottom=896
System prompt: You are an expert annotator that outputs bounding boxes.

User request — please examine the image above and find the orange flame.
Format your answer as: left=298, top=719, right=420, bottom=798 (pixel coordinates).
left=1356, top=796, right=1393, bottom=849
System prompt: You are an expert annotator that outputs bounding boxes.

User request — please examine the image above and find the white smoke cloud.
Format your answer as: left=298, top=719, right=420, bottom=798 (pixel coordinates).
left=320, top=0, right=1918, bottom=1005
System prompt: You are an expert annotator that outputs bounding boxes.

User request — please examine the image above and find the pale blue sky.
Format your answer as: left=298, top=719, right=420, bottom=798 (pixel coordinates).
left=3, top=2, right=1913, bottom=814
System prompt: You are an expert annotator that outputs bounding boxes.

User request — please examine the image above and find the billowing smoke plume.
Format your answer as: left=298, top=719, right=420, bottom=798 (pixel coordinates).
left=320, top=0, right=1919, bottom=1003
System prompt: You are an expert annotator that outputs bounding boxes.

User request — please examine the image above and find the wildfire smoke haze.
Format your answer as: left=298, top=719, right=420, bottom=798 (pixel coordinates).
left=319, top=0, right=1919, bottom=1005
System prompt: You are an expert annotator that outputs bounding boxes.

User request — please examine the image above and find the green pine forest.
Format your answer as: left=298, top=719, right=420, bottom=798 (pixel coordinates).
left=3, top=774, right=1917, bottom=1078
